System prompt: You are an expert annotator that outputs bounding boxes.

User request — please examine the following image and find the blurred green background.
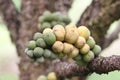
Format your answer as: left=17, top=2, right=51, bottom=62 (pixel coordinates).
left=0, top=0, right=120, bottom=80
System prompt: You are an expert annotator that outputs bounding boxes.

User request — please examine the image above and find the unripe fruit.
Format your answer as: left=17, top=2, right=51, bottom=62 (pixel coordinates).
left=51, top=21, right=58, bottom=27
left=37, top=75, right=47, bottom=80
left=74, top=36, right=86, bottom=48
left=36, top=38, right=46, bottom=48
left=80, top=44, right=90, bottom=54
left=47, top=72, right=57, bottom=80
left=43, top=49, right=52, bottom=58
left=65, top=25, right=79, bottom=44
left=33, top=47, right=44, bottom=58
left=50, top=52, right=58, bottom=60
left=43, top=28, right=53, bottom=34
left=76, top=59, right=86, bottom=66
left=63, top=43, right=74, bottom=54
left=52, top=41, right=64, bottom=53
left=83, top=51, right=94, bottom=62
left=53, top=25, right=65, bottom=41
left=87, top=36, right=95, bottom=49
left=36, top=57, right=45, bottom=63
left=43, top=13, right=53, bottom=22
left=27, top=40, right=36, bottom=50
left=52, top=12, right=61, bottom=21
left=92, top=45, right=101, bottom=55
left=33, top=32, right=43, bottom=41
left=77, top=26, right=90, bottom=40
left=58, top=52, right=66, bottom=58
left=26, top=50, right=34, bottom=58
left=40, top=22, right=51, bottom=32
left=74, top=55, right=82, bottom=60
left=43, top=11, right=51, bottom=16
left=43, top=32, right=56, bottom=46
left=62, top=16, right=71, bottom=24
left=69, top=47, right=79, bottom=58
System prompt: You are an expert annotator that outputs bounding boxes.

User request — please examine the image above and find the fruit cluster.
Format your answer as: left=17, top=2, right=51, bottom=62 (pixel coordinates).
left=38, top=11, right=71, bottom=32
left=25, top=24, right=101, bottom=65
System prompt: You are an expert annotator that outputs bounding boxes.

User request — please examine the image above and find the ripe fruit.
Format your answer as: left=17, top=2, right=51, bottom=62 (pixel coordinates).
left=43, top=49, right=52, bottom=58
left=77, top=26, right=90, bottom=40
left=33, top=47, right=44, bottom=58
left=83, top=51, right=94, bottom=62
left=52, top=41, right=64, bottom=53
left=63, top=43, right=74, bottom=54
left=33, top=32, right=43, bottom=41
left=43, top=32, right=56, bottom=46
left=92, top=45, right=101, bottom=55
left=80, top=44, right=90, bottom=54
left=65, top=25, right=79, bottom=44
left=53, top=25, right=65, bottom=41
left=40, top=22, right=51, bottom=32
left=74, top=36, right=86, bottom=48
left=69, top=47, right=79, bottom=58
left=36, top=57, right=45, bottom=63
left=87, top=36, right=95, bottom=49
left=43, top=28, right=53, bottom=34
left=47, top=72, right=57, bottom=80
left=27, top=40, right=36, bottom=50
left=26, top=50, right=34, bottom=58
left=36, top=38, right=46, bottom=48
left=37, top=75, right=47, bottom=80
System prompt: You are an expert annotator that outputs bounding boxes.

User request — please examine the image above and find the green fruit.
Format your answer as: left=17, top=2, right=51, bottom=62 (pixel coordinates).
left=43, top=32, right=56, bottom=46
left=47, top=72, right=57, bottom=80
left=52, top=41, right=64, bottom=53
left=38, top=16, right=44, bottom=23
left=43, top=11, right=51, bottom=16
left=52, top=12, right=61, bottom=21
left=76, top=59, right=86, bottom=66
left=37, top=75, right=47, bottom=80
left=83, top=51, right=94, bottom=62
left=26, top=50, right=34, bottom=58
left=36, top=38, right=46, bottom=48
left=73, top=55, right=82, bottom=60
left=36, top=57, right=45, bottom=63
left=43, top=13, right=53, bottom=22
left=87, top=36, right=95, bottom=49
left=40, top=22, right=52, bottom=32
left=43, top=49, right=52, bottom=58
left=27, top=40, right=36, bottom=50
left=62, top=16, right=71, bottom=24
left=92, top=45, right=101, bottom=55
left=50, top=52, right=58, bottom=60
left=33, top=47, right=44, bottom=58
left=80, top=44, right=90, bottom=54
left=58, top=52, right=66, bottom=58
left=51, top=21, right=58, bottom=27
left=33, top=32, right=43, bottom=41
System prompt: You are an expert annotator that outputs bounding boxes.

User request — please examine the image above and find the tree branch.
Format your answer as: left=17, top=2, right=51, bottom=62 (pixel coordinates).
left=53, top=55, right=120, bottom=77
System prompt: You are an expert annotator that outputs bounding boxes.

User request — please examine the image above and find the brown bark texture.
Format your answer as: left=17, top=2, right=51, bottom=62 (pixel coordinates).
left=77, top=0, right=120, bottom=48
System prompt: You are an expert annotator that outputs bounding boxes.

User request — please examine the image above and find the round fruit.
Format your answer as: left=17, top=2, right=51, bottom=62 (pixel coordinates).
left=43, top=28, right=53, bottom=34
left=52, top=41, right=64, bottom=53
left=26, top=50, right=34, bottom=58
left=53, top=25, right=65, bottom=41
left=69, top=47, right=79, bottom=58
left=80, top=44, right=90, bottom=54
left=83, top=51, right=94, bottom=62
left=37, top=75, right=47, bottom=80
left=47, top=72, right=57, bottom=80
left=50, top=52, right=58, bottom=60
left=65, top=25, right=79, bottom=44
left=36, top=57, right=45, bottom=63
left=36, top=38, right=46, bottom=48
left=76, top=59, right=86, bottom=66
left=27, top=40, right=36, bottom=50
left=73, top=55, right=82, bottom=60
left=40, top=22, right=52, bottom=32
left=51, top=21, right=58, bottom=27
left=92, top=45, right=101, bottom=55
left=87, top=36, right=95, bottom=49
left=62, top=16, right=71, bottom=24
left=52, top=12, right=61, bottom=21
left=43, top=32, right=56, bottom=46
left=43, top=49, right=52, bottom=58
left=77, top=26, right=90, bottom=40
left=43, top=11, right=51, bottom=16
left=33, top=32, right=43, bottom=41
left=38, top=16, right=44, bottom=23
left=63, top=43, right=74, bottom=54
left=74, top=36, right=86, bottom=48
left=58, top=52, right=66, bottom=58
left=43, top=12, right=53, bottom=22
left=33, top=47, right=44, bottom=58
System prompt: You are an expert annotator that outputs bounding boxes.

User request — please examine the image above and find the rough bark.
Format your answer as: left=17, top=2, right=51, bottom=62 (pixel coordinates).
left=77, top=0, right=120, bottom=48
left=53, top=55, right=120, bottom=77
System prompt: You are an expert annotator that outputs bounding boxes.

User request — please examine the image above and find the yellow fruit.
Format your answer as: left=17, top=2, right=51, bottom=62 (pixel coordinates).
left=69, top=47, right=79, bottom=58
left=47, top=72, right=57, bottom=80
left=65, top=25, right=79, bottom=44
left=43, top=28, right=53, bottom=34
left=70, top=76, right=79, bottom=80
left=74, top=36, right=86, bottom=48
left=77, top=26, right=90, bottom=40
left=52, top=41, right=64, bottom=53
left=53, top=25, right=65, bottom=41
left=63, top=43, right=74, bottom=54
left=80, top=44, right=90, bottom=54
